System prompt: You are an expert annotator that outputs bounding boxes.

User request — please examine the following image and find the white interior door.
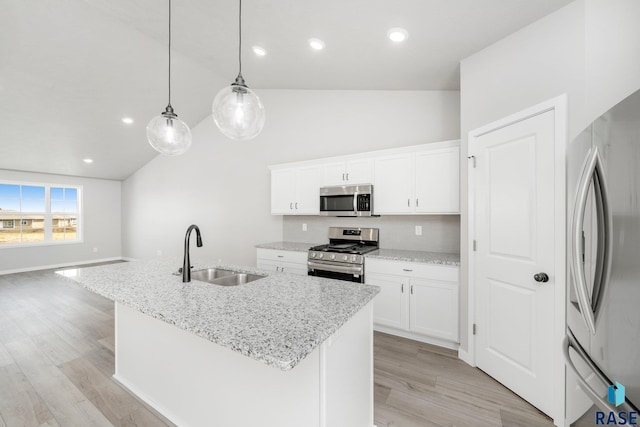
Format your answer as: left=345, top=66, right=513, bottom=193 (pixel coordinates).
left=473, top=109, right=556, bottom=417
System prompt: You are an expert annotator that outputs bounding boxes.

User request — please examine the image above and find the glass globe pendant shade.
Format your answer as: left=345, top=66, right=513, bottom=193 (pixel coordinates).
left=212, top=75, right=265, bottom=141
left=146, top=106, right=192, bottom=156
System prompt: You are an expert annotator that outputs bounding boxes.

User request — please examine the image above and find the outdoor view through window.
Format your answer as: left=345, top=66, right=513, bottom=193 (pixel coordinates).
left=0, top=183, right=80, bottom=245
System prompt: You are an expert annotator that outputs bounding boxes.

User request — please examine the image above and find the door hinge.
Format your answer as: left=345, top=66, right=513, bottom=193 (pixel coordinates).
left=473, top=324, right=477, bottom=335
left=468, top=155, right=476, bottom=168
left=473, top=240, right=477, bottom=251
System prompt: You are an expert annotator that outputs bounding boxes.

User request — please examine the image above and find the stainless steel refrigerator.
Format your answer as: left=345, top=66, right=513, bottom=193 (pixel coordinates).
left=565, top=89, right=640, bottom=425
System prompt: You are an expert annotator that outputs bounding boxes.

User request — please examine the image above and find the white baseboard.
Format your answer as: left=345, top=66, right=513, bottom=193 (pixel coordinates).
left=0, top=257, right=126, bottom=275
left=374, top=325, right=459, bottom=351
left=457, top=347, right=475, bottom=367
left=121, top=256, right=138, bottom=262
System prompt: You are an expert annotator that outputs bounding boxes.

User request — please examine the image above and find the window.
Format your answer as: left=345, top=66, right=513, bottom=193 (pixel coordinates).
left=0, top=182, right=82, bottom=246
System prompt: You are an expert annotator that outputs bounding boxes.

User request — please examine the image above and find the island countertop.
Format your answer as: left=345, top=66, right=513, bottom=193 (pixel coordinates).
left=58, top=259, right=379, bottom=371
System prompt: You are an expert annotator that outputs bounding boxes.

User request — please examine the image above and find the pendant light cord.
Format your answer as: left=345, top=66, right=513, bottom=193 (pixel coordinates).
left=168, top=0, right=172, bottom=107
left=238, top=0, right=242, bottom=76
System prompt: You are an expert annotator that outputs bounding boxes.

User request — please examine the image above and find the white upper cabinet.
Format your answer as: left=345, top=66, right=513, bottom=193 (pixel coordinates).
left=295, top=165, right=323, bottom=214
left=271, top=168, right=296, bottom=214
left=270, top=139, right=459, bottom=216
left=374, top=141, right=460, bottom=215
left=414, top=146, right=460, bottom=214
left=322, top=158, right=373, bottom=186
left=271, top=165, right=322, bottom=215
left=373, top=153, right=414, bottom=214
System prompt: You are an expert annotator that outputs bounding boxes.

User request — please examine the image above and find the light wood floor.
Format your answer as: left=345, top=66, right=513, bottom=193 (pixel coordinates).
left=0, top=266, right=554, bottom=427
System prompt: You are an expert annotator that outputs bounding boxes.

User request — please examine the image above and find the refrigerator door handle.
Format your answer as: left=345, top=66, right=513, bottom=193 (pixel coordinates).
left=564, top=331, right=638, bottom=414
left=570, top=147, right=612, bottom=334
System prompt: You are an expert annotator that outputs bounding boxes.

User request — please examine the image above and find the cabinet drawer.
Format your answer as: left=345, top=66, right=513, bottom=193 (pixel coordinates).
left=256, top=248, right=308, bottom=264
left=365, top=258, right=458, bottom=282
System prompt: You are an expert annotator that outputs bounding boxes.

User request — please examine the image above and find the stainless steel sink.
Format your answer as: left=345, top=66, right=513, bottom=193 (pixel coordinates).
left=189, top=268, right=265, bottom=286
left=207, top=273, right=265, bottom=286
left=190, top=268, right=236, bottom=282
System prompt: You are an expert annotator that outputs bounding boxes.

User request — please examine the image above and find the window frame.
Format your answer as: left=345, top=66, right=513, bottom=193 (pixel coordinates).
left=0, top=180, right=83, bottom=248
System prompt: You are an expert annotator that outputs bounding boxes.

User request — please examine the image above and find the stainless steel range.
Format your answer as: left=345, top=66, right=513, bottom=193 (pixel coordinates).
left=307, top=227, right=379, bottom=283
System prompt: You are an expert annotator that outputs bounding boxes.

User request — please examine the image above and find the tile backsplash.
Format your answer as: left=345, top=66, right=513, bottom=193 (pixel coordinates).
left=283, top=215, right=460, bottom=253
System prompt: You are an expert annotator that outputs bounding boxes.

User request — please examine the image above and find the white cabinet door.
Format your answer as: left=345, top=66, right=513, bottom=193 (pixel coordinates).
left=322, top=161, right=347, bottom=186
left=367, top=273, right=408, bottom=330
left=279, top=261, right=308, bottom=276
left=373, top=154, right=414, bottom=214
left=414, top=147, right=460, bottom=213
left=295, top=165, right=322, bottom=214
left=409, top=278, right=459, bottom=342
left=345, top=158, right=373, bottom=184
left=271, top=168, right=296, bottom=214
left=257, top=259, right=281, bottom=273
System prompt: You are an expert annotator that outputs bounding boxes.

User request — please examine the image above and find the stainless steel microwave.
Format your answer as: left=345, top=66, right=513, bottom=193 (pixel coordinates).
left=319, top=184, right=373, bottom=216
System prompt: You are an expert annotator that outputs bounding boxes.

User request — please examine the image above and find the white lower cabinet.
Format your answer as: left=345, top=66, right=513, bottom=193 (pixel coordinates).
left=256, top=248, right=308, bottom=276
left=366, top=258, right=459, bottom=347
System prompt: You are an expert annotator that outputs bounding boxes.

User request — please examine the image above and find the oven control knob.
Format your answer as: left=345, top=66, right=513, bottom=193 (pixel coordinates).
left=330, top=254, right=335, bottom=260
left=342, top=255, right=348, bottom=261
left=310, top=252, right=316, bottom=258
left=318, top=253, right=324, bottom=259
left=351, top=255, right=357, bottom=262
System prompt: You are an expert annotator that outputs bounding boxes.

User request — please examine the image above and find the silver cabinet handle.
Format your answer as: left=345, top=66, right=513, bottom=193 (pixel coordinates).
left=402, top=268, right=413, bottom=272
left=401, top=284, right=404, bottom=293
left=570, top=146, right=612, bottom=334
left=346, top=172, right=349, bottom=181
left=407, top=198, right=410, bottom=207
left=416, top=198, right=419, bottom=207
left=277, top=255, right=284, bottom=258
left=342, top=173, right=345, bottom=181
left=411, top=285, right=414, bottom=295
left=295, top=202, right=298, bottom=209
left=289, top=202, right=293, bottom=210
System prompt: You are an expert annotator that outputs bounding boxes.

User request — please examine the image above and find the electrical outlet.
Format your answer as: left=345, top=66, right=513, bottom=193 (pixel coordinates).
left=415, top=226, right=422, bottom=236
left=93, top=247, right=98, bottom=253
left=157, top=249, right=162, bottom=256
left=302, top=223, right=307, bottom=231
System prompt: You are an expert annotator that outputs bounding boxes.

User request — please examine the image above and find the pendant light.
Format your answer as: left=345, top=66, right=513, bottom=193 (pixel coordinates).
left=147, top=0, right=192, bottom=156
left=212, top=0, right=265, bottom=141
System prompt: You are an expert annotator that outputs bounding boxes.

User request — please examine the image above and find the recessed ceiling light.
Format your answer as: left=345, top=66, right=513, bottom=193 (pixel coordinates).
left=122, top=117, right=134, bottom=124
left=387, top=28, right=409, bottom=43
left=252, top=46, right=267, bottom=56
left=83, top=158, right=94, bottom=164
left=308, top=38, right=325, bottom=50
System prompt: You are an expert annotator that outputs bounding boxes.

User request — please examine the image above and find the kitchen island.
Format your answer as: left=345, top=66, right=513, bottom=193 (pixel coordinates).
left=58, top=259, right=379, bottom=427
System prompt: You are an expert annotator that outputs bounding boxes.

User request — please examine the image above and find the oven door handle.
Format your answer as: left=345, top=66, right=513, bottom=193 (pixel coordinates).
left=308, top=261, right=363, bottom=275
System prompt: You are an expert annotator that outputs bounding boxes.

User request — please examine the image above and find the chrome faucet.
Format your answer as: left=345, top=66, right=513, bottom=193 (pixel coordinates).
left=182, top=224, right=203, bottom=282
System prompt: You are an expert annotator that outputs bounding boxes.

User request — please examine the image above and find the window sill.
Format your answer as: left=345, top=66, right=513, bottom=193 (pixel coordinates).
left=0, top=240, right=85, bottom=249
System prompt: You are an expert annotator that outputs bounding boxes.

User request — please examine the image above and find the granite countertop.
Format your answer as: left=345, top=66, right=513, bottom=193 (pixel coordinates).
left=365, top=249, right=460, bottom=266
left=57, top=259, right=378, bottom=371
left=255, top=241, right=319, bottom=252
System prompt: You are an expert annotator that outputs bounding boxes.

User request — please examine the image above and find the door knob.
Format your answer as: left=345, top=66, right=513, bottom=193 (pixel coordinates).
left=534, top=272, right=549, bottom=283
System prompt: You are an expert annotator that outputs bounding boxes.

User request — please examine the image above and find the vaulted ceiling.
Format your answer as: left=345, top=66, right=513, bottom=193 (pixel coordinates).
left=0, top=0, right=573, bottom=180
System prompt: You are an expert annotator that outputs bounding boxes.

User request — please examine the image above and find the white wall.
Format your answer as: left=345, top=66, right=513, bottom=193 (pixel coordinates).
left=0, top=170, right=121, bottom=273
left=121, top=90, right=460, bottom=267
left=458, top=0, right=640, bottom=352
